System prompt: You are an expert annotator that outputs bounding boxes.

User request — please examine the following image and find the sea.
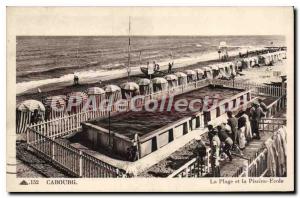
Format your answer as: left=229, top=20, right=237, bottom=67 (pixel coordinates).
left=16, top=35, right=285, bottom=94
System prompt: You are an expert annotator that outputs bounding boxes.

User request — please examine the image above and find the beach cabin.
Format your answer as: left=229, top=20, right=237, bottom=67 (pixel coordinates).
left=203, top=67, right=213, bottom=79
left=86, top=87, right=105, bottom=110
left=252, top=57, right=259, bottom=67
left=185, top=70, right=197, bottom=83
left=16, top=100, right=45, bottom=134
left=164, top=74, right=178, bottom=89
left=151, top=77, right=168, bottom=92
left=210, top=65, right=220, bottom=79
left=43, top=95, right=67, bottom=120
left=138, top=78, right=151, bottom=95
left=218, top=64, right=227, bottom=78
left=174, top=72, right=188, bottom=86
left=224, top=62, right=232, bottom=76
left=104, top=85, right=122, bottom=105
left=66, top=92, right=88, bottom=114
left=120, top=82, right=140, bottom=99
left=243, top=58, right=251, bottom=69
left=194, top=69, right=204, bottom=80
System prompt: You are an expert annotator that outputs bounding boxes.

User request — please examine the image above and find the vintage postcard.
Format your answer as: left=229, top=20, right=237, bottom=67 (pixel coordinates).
left=6, top=7, right=294, bottom=192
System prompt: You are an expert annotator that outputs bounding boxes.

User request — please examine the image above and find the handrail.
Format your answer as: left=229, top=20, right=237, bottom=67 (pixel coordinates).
left=168, top=158, right=197, bottom=178
left=27, top=127, right=126, bottom=177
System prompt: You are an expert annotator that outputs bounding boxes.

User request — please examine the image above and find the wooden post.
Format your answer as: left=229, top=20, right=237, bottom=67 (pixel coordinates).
left=79, top=150, right=83, bottom=177
left=52, top=138, right=55, bottom=160
left=26, top=127, right=30, bottom=150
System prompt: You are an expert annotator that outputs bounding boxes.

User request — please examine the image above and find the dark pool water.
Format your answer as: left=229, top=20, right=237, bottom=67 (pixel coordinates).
left=91, top=86, right=242, bottom=138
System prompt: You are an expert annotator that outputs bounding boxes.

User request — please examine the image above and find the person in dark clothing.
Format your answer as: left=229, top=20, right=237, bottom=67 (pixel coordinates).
left=217, top=124, right=233, bottom=161
left=227, top=111, right=238, bottom=146
left=207, top=124, right=215, bottom=145
left=258, top=98, right=268, bottom=113
left=210, top=128, right=221, bottom=177
left=31, top=109, right=43, bottom=124
left=74, top=74, right=79, bottom=85
left=249, top=101, right=266, bottom=140
left=168, top=62, right=173, bottom=73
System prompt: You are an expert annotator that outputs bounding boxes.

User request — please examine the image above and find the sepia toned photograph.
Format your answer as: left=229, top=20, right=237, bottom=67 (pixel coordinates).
left=6, top=6, right=294, bottom=192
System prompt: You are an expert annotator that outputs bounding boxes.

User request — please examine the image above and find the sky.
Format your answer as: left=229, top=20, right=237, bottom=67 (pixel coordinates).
left=7, top=7, right=293, bottom=36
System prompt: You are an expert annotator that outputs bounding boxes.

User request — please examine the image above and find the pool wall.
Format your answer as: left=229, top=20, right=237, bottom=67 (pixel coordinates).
left=81, top=88, right=252, bottom=159
left=82, top=122, right=133, bottom=158
left=204, top=89, right=252, bottom=124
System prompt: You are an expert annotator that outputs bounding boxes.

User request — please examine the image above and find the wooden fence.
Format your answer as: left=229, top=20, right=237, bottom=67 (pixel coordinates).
left=232, top=117, right=286, bottom=177
left=211, top=79, right=286, bottom=97
left=27, top=127, right=126, bottom=178
left=168, top=148, right=211, bottom=178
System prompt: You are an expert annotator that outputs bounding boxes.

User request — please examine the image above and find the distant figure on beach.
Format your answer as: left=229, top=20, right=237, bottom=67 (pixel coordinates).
left=74, top=74, right=79, bottom=85
left=168, top=62, right=173, bottom=73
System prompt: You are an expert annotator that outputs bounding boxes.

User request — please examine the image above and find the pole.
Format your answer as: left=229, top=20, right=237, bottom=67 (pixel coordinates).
left=127, top=16, right=131, bottom=81
left=108, top=110, right=111, bottom=147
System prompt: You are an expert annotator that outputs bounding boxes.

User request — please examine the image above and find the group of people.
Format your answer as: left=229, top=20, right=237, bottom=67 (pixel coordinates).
left=206, top=99, right=268, bottom=176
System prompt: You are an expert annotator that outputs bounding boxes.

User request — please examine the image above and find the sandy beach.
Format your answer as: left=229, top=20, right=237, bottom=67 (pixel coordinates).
left=16, top=47, right=260, bottom=96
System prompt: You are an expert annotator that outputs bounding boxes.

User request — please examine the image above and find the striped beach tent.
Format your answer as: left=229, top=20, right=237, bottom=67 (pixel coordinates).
left=16, top=100, right=45, bottom=134
left=66, top=92, right=88, bottom=114
left=120, top=82, right=140, bottom=99
left=203, top=67, right=213, bottom=79
left=184, top=70, right=197, bottom=83
left=218, top=64, right=227, bottom=78
left=104, top=84, right=122, bottom=104
left=138, top=78, right=151, bottom=95
left=193, top=69, right=204, bottom=80
left=86, top=87, right=105, bottom=110
left=224, top=62, right=232, bottom=76
left=43, top=95, right=67, bottom=120
left=209, top=65, right=220, bottom=79
left=151, top=77, right=168, bottom=92
left=164, top=74, right=178, bottom=88
left=174, top=72, right=188, bottom=86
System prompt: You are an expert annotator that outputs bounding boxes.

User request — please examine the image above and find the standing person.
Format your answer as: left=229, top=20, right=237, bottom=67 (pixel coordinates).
left=153, top=61, right=157, bottom=71
left=73, top=74, right=79, bottom=85
left=258, top=98, right=268, bottom=113
left=210, top=128, right=221, bottom=177
left=217, top=124, right=233, bottom=161
left=168, top=62, right=172, bottom=73
left=194, top=136, right=207, bottom=176
left=237, top=118, right=246, bottom=154
left=239, top=110, right=252, bottom=143
left=207, top=124, right=215, bottom=145
left=227, top=111, right=238, bottom=146
left=249, top=101, right=266, bottom=140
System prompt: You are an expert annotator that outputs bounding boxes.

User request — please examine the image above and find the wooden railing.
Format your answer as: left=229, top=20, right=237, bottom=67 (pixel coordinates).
left=27, top=127, right=126, bottom=178
left=212, top=79, right=286, bottom=97
left=233, top=149, right=268, bottom=177
left=168, top=148, right=211, bottom=178
left=232, top=118, right=286, bottom=177
left=259, top=117, right=286, bottom=133
left=265, top=95, right=286, bottom=118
